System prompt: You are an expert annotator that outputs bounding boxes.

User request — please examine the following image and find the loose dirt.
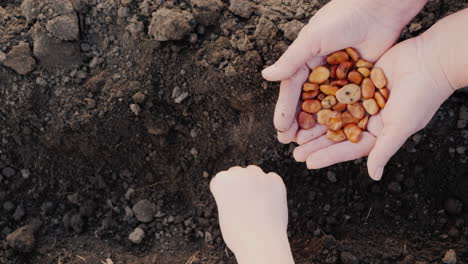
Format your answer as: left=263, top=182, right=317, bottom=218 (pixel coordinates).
left=0, top=0, right=467, bottom=263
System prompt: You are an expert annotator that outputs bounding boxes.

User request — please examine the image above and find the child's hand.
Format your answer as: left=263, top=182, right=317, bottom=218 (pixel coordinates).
left=293, top=35, right=454, bottom=180
left=263, top=0, right=428, bottom=142
left=210, top=166, right=294, bottom=264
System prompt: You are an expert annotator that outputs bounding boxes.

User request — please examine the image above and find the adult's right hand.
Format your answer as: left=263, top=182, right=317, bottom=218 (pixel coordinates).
left=264, top=0, right=428, bottom=144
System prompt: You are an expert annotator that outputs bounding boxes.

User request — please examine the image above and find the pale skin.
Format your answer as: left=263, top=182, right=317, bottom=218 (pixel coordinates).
left=210, top=166, right=294, bottom=264
left=263, top=0, right=468, bottom=181
left=210, top=4, right=468, bottom=264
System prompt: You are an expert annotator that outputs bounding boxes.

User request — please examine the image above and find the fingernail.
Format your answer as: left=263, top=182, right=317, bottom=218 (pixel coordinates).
left=373, top=167, right=384, bottom=181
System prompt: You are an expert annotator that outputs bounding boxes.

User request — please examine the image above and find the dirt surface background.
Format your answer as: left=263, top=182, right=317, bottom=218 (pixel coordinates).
left=0, top=0, right=468, bottom=263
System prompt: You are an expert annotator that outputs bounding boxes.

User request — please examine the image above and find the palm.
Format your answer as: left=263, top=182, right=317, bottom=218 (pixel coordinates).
left=293, top=37, right=454, bottom=180
left=267, top=0, right=422, bottom=136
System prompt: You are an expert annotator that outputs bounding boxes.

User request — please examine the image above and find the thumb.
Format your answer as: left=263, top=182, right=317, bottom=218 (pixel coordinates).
left=262, top=24, right=325, bottom=81
left=367, top=126, right=410, bottom=181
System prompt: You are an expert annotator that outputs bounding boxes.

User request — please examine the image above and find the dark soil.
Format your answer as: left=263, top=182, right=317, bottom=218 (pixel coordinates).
left=1, top=0, right=468, bottom=263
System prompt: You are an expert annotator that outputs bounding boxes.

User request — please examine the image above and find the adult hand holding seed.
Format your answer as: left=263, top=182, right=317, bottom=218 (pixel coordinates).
left=273, top=7, right=468, bottom=180
left=263, top=0, right=428, bottom=135
left=210, top=166, right=294, bottom=264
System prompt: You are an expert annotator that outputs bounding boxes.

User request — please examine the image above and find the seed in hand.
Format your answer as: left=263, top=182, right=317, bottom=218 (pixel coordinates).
left=326, top=51, right=350, bottom=65
left=303, top=83, right=319, bottom=92
left=302, top=99, right=322, bottom=114
left=363, top=98, right=379, bottom=115
left=302, top=90, right=319, bottom=100
left=361, top=78, right=376, bottom=99
left=335, top=84, right=361, bottom=104
left=297, top=48, right=388, bottom=143
left=327, top=129, right=347, bottom=142
left=298, top=112, right=316, bottom=130
left=309, top=66, right=330, bottom=84
left=347, top=102, right=365, bottom=119
left=321, top=95, right=338, bottom=109
left=370, top=68, right=387, bottom=89
left=344, top=124, right=363, bottom=143
left=326, top=111, right=343, bottom=131
left=320, top=85, right=340, bottom=96
left=317, top=109, right=333, bottom=125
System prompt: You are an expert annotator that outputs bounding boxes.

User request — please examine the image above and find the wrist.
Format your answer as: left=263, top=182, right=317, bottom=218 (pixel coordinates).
left=419, top=8, right=468, bottom=92
left=363, top=0, right=428, bottom=29
left=234, top=232, right=294, bottom=264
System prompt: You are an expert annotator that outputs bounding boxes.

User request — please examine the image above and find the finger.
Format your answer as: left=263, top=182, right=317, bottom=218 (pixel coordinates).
left=367, top=113, right=383, bottom=137
left=293, top=135, right=335, bottom=162
left=246, top=165, right=265, bottom=175
left=277, top=119, right=299, bottom=144
left=274, top=65, right=309, bottom=132
left=262, top=24, right=325, bottom=81
left=367, top=126, right=410, bottom=181
left=306, top=56, right=327, bottom=70
left=296, top=124, right=328, bottom=145
left=306, top=132, right=376, bottom=169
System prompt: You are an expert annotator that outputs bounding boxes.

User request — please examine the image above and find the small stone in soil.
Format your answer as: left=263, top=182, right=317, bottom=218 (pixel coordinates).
left=132, top=199, right=156, bottom=223
left=442, top=249, right=457, bottom=264
left=125, top=188, right=135, bottom=200
left=132, top=92, right=145, bottom=103
left=6, top=224, right=35, bottom=252
left=3, top=167, right=15, bottom=177
left=13, top=205, right=25, bottom=221
left=3, top=41, right=36, bottom=75
left=130, top=104, right=141, bottom=115
left=129, top=227, right=145, bottom=244
left=20, top=169, right=30, bottom=179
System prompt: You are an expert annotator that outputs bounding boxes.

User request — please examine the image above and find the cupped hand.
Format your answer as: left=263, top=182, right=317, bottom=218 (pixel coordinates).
left=293, top=36, right=454, bottom=180
left=210, top=165, right=293, bottom=264
left=264, top=0, right=428, bottom=140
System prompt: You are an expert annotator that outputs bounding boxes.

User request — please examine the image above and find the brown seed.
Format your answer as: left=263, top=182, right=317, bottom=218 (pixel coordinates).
left=363, top=98, right=379, bottom=115
left=355, top=59, right=374, bottom=68
left=345, top=47, right=360, bottom=61
left=347, top=102, right=365, bottom=119
left=341, top=112, right=360, bottom=125
left=317, top=109, right=333, bottom=125
left=335, top=84, right=361, bottom=104
left=344, top=124, right=363, bottom=143
left=358, top=115, right=369, bottom=130
left=302, top=99, right=322, bottom=114
left=309, top=66, right=330, bottom=84
left=329, top=65, right=338, bottom=79
left=320, top=85, right=340, bottom=96
left=327, top=129, right=347, bottom=142
left=336, top=61, right=354, bottom=80
left=333, top=102, right=347, bottom=112
left=321, top=95, right=337, bottom=109
left=330, top=80, right=349, bottom=87
left=317, top=93, right=326, bottom=101
left=303, top=83, right=319, bottom=92
left=348, top=70, right=363, bottom=85
left=326, top=50, right=350, bottom=65
left=357, top=67, right=370, bottom=78
left=374, top=91, right=386, bottom=109
left=361, top=78, right=376, bottom=99
left=379, top=87, right=390, bottom=100
left=302, top=90, right=319, bottom=100
left=298, top=112, right=316, bottom=130
left=370, top=67, right=387, bottom=89
left=326, top=111, right=343, bottom=131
